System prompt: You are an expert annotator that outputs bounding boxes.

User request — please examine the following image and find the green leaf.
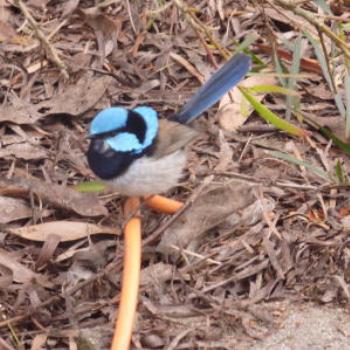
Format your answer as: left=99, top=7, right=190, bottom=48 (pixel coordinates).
left=75, top=181, right=107, bottom=193
left=342, top=23, right=350, bottom=32
left=233, top=34, right=258, bottom=54
left=318, top=126, right=350, bottom=155
left=314, top=0, right=332, bottom=14
left=305, top=32, right=333, bottom=90
left=345, top=73, right=350, bottom=138
left=268, top=151, right=330, bottom=180
left=335, top=159, right=346, bottom=184
left=248, top=84, right=299, bottom=96
left=240, top=87, right=309, bottom=137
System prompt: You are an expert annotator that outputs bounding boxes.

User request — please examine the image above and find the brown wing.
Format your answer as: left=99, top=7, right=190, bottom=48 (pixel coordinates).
left=152, top=119, right=199, bottom=158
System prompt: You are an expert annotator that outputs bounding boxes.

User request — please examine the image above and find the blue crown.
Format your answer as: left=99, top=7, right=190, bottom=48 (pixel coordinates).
left=89, top=106, right=159, bottom=154
left=90, top=107, right=128, bottom=136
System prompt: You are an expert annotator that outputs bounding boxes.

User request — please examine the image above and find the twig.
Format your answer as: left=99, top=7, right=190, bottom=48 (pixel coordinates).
left=273, top=0, right=350, bottom=60
left=317, top=28, right=337, bottom=93
left=14, top=0, right=69, bottom=78
left=173, top=0, right=230, bottom=59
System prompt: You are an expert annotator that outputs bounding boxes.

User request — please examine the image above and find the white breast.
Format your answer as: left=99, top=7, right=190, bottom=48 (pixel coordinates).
left=104, top=150, right=187, bottom=196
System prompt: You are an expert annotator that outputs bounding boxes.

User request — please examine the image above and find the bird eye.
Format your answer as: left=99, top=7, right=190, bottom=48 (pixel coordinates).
left=101, top=141, right=110, bottom=153
left=91, top=138, right=110, bottom=154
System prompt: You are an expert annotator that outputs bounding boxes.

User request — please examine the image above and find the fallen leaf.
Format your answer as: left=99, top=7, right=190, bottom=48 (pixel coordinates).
left=0, top=20, right=16, bottom=43
left=61, top=0, right=80, bottom=18
left=214, top=131, right=233, bottom=172
left=1, top=75, right=113, bottom=124
left=31, top=334, right=48, bottom=350
left=256, top=43, right=322, bottom=74
left=8, top=221, right=118, bottom=242
left=0, top=264, right=13, bottom=289
left=307, top=115, right=349, bottom=142
left=0, top=176, right=108, bottom=217
left=170, top=52, right=205, bottom=84
left=80, top=7, right=118, bottom=61
left=341, top=215, right=350, bottom=229
left=0, top=143, right=47, bottom=160
left=140, top=262, right=174, bottom=286
left=264, top=7, right=317, bottom=36
left=0, top=196, right=50, bottom=223
left=27, top=0, right=49, bottom=8
left=68, top=52, right=92, bottom=73
left=217, top=75, right=276, bottom=132
left=0, top=248, right=52, bottom=286
left=157, top=181, right=255, bottom=255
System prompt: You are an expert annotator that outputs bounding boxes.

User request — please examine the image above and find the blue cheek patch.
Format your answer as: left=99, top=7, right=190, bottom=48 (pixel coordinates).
left=106, top=132, right=143, bottom=153
left=90, top=107, right=128, bottom=136
left=133, top=106, right=158, bottom=149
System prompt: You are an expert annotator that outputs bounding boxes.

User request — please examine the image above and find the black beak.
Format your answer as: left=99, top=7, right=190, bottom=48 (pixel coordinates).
left=87, top=129, right=119, bottom=140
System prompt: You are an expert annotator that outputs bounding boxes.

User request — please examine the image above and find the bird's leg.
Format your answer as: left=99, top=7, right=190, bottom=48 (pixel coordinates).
left=144, top=195, right=183, bottom=214
left=112, top=196, right=142, bottom=350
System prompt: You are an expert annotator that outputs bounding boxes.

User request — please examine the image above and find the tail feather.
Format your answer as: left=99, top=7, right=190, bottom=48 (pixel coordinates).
left=173, top=53, right=251, bottom=124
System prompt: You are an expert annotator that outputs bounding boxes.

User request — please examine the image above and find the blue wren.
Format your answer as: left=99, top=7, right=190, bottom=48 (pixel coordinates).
left=87, top=53, right=251, bottom=196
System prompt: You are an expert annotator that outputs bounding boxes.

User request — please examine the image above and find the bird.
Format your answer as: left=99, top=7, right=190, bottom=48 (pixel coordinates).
left=87, top=53, right=251, bottom=197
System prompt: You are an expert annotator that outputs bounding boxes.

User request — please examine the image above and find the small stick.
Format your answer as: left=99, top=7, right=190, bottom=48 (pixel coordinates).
left=14, top=0, right=69, bottom=78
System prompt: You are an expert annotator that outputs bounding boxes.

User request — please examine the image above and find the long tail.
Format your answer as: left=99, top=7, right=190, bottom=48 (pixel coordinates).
left=173, top=53, right=251, bottom=124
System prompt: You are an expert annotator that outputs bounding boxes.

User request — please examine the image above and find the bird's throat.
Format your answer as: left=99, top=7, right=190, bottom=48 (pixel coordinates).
left=87, top=140, right=135, bottom=179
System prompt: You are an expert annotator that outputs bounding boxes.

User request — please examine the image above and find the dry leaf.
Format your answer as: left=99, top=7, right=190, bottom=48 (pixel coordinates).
left=307, top=115, right=349, bottom=142
left=140, top=262, right=174, bottom=286
left=157, top=181, right=255, bottom=255
left=0, top=336, right=16, bottom=350
left=264, top=7, right=317, bottom=35
left=8, top=221, right=118, bottom=242
left=0, top=176, right=108, bottom=217
left=0, top=20, right=16, bottom=43
left=0, top=143, right=47, bottom=160
left=217, top=75, right=276, bottom=132
left=31, top=334, right=48, bottom=350
left=61, top=0, right=80, bottom=18
left=68, top=52, right=92, bottom=73
left=0, top=196, right=50, bottom=223
left=0, top=264, right=13, bottom=289
left=1, top=75, right=113, bottom=124
left=0, top=248, right=52, bottom=286
left=170, top=52, right=205, bottom=84
left=214, top=131, right=233, bottom=172
left=80, top=7, right=118, bottom=61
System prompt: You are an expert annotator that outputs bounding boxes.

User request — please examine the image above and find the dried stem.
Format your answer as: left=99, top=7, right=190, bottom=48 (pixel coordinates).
left=273, top=0, right=350, bottom=60
left=14, top=0, right=69, bottom=78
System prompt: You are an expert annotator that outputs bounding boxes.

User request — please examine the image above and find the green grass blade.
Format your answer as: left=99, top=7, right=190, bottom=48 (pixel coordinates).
left=248, top=84, right=299, bottom=96
left=75, top=181, right=107, bottom=193
left=345, top=73, right=350, bottom=138
left=314, top=0, right=332, bottom=14
left=268, top=151, right=330, bottom=180
left=272, top=50, right=287, bottom=87
left=305, top=31, right=346, bottom=118
left=318, top=125, right=350, bottom=155
left=305, top=31, right=333, bottom=91
left=240, top=87, right=309, bottom=137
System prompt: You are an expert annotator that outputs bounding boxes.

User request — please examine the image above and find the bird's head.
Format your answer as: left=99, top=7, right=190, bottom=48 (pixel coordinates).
left=87, top=106, right=158, bottom=179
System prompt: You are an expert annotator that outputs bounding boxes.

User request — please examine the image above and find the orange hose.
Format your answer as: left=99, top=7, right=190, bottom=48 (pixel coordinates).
left=110, top=197, right=141, bottom=350
left=145, top=195, right=183, bottom=214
